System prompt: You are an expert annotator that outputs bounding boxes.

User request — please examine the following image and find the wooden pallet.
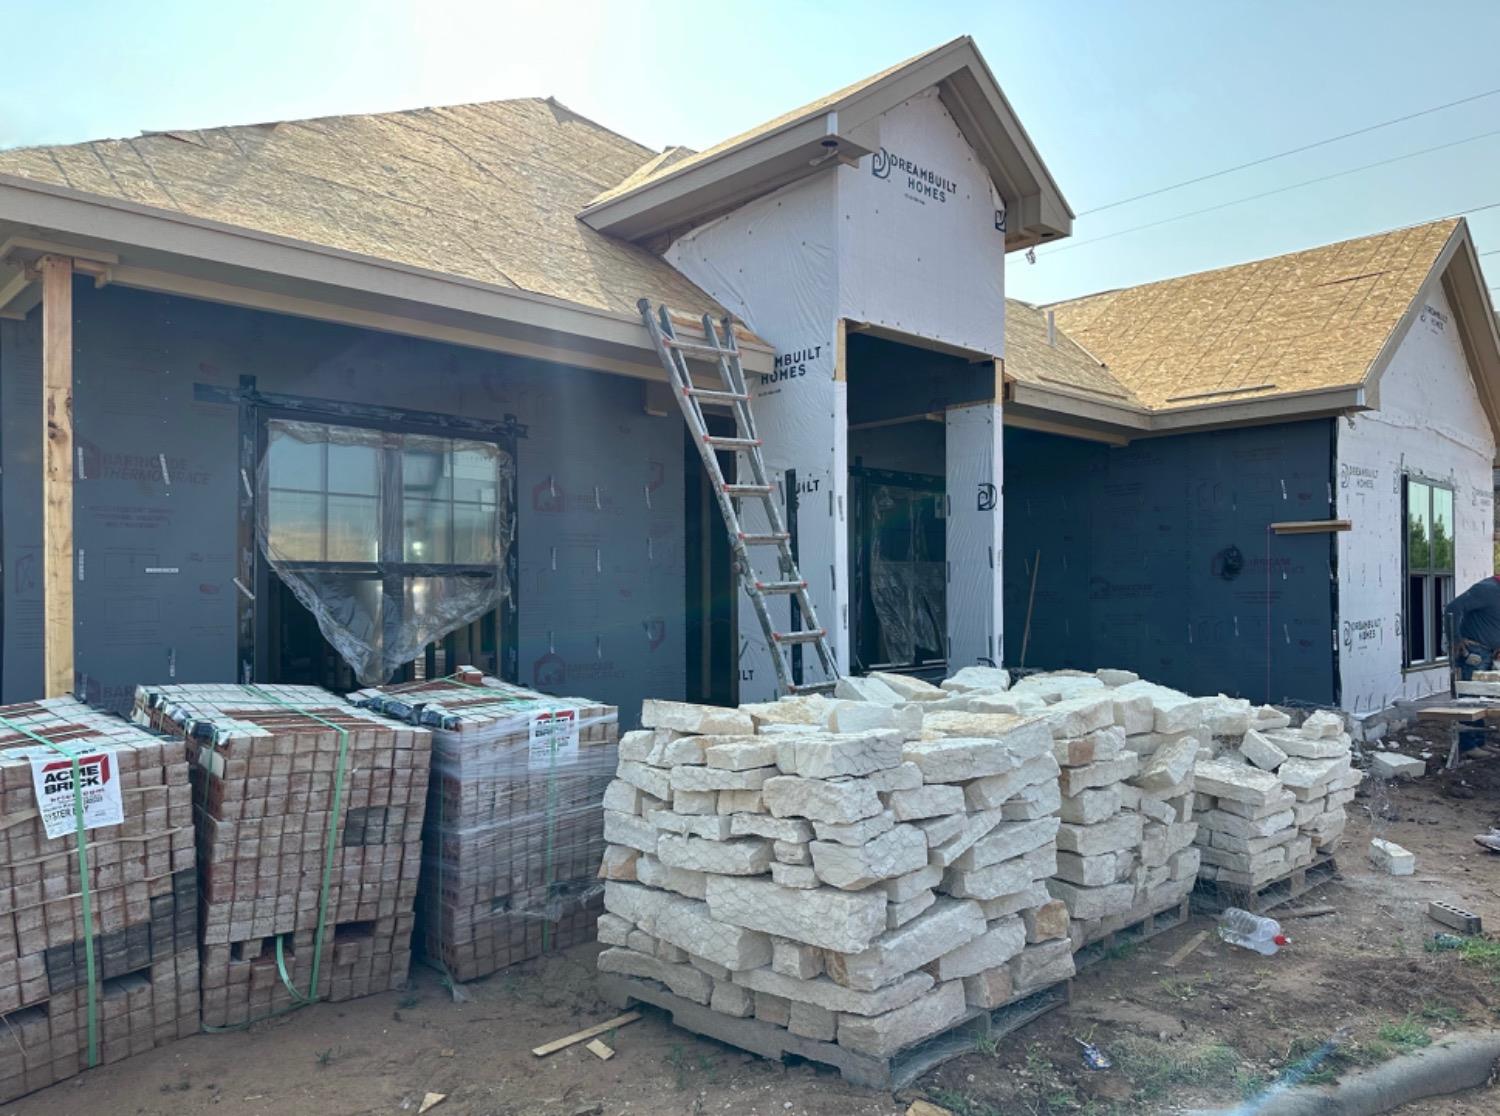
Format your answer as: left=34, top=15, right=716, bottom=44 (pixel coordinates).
left=598, top=972, right=1069, bottom=1090
left=1073, top=897, right=1191, bottom=972
left=1191, top=854, right=1339, bottom=915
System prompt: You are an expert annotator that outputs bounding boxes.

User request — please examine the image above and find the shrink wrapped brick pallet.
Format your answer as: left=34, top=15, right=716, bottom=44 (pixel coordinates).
left=132, top=684, right=429, bottom=1027
left=595, top=679, right=1073, bottom=1082
left=348, top=669, right=617, bottom=981
left=0, top=698, right=197, bottom=1104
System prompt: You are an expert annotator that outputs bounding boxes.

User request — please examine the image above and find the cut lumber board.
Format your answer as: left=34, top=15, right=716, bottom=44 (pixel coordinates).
left=1163, top=930, right=1209, bottom=969
left=585, top=1039, right=615, bottom=1061
left=531, top=1011, right=640, bottom=1057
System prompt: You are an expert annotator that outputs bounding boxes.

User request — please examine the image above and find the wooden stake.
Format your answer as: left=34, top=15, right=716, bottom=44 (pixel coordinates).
left=531, top=1011, right=640, bottom=1057
left=40, top=255, right=74, bottom=698
left=1162, top=929, right=1208, bottom=969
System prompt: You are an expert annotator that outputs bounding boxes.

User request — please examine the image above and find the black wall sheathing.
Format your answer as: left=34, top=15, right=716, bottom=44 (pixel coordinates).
left=1003, top=422, right=1337, bottom=706
left=1, top=284, right=687, bottom=724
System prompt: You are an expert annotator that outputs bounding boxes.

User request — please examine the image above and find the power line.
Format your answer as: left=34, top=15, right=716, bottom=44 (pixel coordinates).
left=1039, top=128, right=1500, bottom=257
left=1079, top=85, right=1500, bottom=216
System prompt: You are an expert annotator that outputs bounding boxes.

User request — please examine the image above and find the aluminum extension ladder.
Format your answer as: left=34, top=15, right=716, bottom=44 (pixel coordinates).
left=639, top=299, right=839, bottom=695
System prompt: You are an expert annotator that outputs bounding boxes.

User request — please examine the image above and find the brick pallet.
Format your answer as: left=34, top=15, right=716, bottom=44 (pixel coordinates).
left=0, top=698, right=197, bottom=1103
left=133, top=684, right=429, bottom=1027
left=350, top=670, right=617, bottom=982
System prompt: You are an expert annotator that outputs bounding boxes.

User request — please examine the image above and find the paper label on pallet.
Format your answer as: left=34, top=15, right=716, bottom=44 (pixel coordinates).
left=529, top=709, right=579, bottom=770
left=30, top=747, right=125, bottom=839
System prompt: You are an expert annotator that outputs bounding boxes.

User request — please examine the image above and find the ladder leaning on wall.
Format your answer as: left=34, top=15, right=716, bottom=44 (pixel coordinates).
left=639, top=299, right=840, bottom=696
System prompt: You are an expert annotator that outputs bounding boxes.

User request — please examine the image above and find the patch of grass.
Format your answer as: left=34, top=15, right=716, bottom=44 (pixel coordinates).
left=314, top=1048, right=334, bottom=1068
left=1378, top=1016, right=1433, bottom=1051
left=665, top=1044, right=688, bottom=1090
left=1420, top=1001, right=1463, bottom=1025
left=1102, top=940, right=1137, bottom=963
left=971, top=1032, right=999, bottom=1057
left=1159, top=975, right=1209, bottom=1001
left=1458, top=937, right=1500, bottom=981
left=1234, top=1069, right=1268, bottom=1100
left=1348, top=1038, right=1394, bottom=1065
left=1113, top=1036, right=1242, bottom=1101
left=397, top=993, right=419, bottom=1010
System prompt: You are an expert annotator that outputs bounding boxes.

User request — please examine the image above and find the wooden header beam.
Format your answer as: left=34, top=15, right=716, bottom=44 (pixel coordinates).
left=1269, top=519, right=1352, bottom=535
left=40, top=254, right=74, bottom=697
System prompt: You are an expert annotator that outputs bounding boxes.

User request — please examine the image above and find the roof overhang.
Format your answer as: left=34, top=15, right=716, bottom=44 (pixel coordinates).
left=577, top=36, right=1073, bottom=251
left=0, top=172, right=774, bottom=380
left=1006, top=379, right=1370, bottom=443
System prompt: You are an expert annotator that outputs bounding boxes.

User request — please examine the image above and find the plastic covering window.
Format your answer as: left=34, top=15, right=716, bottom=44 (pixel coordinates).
left=868, top=483, right=946, bottom=666
left=260, top=420, right=513, bottom=685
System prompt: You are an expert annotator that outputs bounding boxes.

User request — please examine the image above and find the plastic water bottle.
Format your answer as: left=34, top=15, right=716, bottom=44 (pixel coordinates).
left=1217, top=907, right=1289, bottom=955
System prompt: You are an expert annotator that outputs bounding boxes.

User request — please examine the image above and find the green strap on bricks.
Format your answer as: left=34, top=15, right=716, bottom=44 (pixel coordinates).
left=0, top=712, right=101, bottom=1068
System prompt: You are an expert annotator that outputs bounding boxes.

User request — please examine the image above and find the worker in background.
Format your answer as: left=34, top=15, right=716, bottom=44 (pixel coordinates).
left=1445, top=574, right=1500, bottom=678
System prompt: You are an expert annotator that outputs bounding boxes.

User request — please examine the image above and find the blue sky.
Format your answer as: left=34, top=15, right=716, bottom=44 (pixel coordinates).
left=6, top=0, right=1500, bottom=304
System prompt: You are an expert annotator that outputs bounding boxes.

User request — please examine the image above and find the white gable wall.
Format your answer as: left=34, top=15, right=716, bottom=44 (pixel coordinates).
left=666, top=88, right=1009, bottom=698
left=1336, top=283, right=1496, bottom=714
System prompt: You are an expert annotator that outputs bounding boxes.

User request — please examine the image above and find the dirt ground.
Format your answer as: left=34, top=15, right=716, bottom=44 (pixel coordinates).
left=6, top=721, right=1499, bottom=1116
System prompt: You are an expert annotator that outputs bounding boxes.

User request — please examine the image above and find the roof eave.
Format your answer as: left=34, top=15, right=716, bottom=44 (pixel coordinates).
left=578, top=37, right=1072, bottom=250
left=0, top=173, right=775, bottom=378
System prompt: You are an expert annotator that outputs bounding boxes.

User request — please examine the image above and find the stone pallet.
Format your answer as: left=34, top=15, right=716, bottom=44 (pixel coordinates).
left=1191, top=854, right=1338, bottom=915
left=1072, top=897, right=1190, bottom=973
left=600, top=971, right=1069, bottom=1090
left=351, top=671, right=617, bottom=982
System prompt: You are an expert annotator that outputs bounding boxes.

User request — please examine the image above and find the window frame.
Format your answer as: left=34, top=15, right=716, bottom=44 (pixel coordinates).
left=1402, top=474, right=1456, bottom=669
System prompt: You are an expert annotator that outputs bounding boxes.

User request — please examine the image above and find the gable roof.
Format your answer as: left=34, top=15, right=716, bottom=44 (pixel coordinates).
left=578, top=36, right=1072, bottom=249
left=1048, top=220, right=1464, bottom=410
left=1007, top=219, right=1500, bottom=445
left=0, top=97, right=720, bottom=320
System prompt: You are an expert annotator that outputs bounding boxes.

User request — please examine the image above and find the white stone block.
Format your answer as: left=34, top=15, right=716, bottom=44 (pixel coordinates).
left=943, top=853, right=1034, bottom=901
left=635, top=855, right=708, bottom=899
left=717, top=789, right=765, bottom=814
left=941, top=665, right=1011, bottom=692
left=1002, top=779, right=1064, bottom=820
left=951, top=816, right=1061, bottom=871
left=1097, top=668, right=1139, bottom=686
left=603, top=809, right=659, bottom=854
left=1369, top=838, right=1415, bottom=875
left=771, top=937, right=823, bottom=979
left=836, top=981, right=968, bottom=1057
left=775, top=731, right=904, bottom=779
left=813, top=809, right=895, bottom=847
left=1239, top=729, right=1287, bottom=771
left=617, top=729, right=655, bottom=762
left=598, top=946, right=713, bottom=1004
left=706, top=875, right=888, bottom=954
left=1057, top=812, right=1143, bottom=857
left=730, top=813, right=813, bottom=843
left=788, top=1000, right=838, bottom=1040
left=812, top=824, right=928, bottom=890
left=1023, top=899, right=1071, bottom=943
left=835, top=675, right=904, bottom=705
left=1057, top=755, right=1140, bottom=798
left=928, top=916, right=1026, bottom=980
left=704, top=738, right=780, bottom=770
left=617, top=760, right=673, bottom=801
left=887, top=888, right=937, bottom=929
left=602, top=779, right=643, bottom=815
left=1113, top=692, right=1157, bottom=735
left=869, top=671, right=946, bottom=701
left=1039, top=694, right=1116, bottom=739
left=889, top=784, right=966, bottom=821
left=770, top=862, right=820, bottom=889
left=928, top=807, right=1005, bottom=868
left=1057, top=786, right=1121, bottom=825
left=596, top=912, right=633, bottom=946
left=1370, top=752, right=1425, bottom=779
left=1054, top=850, right=1117, bottom=887
left=773, top=839, right=811, bottom=865
left=753, top=991, right=791, bottom=1026
left=1301, top=710, right=1344, bottom=738
left=670, top=764, right=774, bottom=793
left=672, top=789, right=718, bottom=814
left=1011, top=938, right=1077, bottom=993
left=824, top=899, right=985, bottom=991
left=1132, top=736, right=1198, bottom=793
left=963, top=754, right=1062, bottom=811
left=826, top=700, right=901, bottom=735
left=914, top=812, right=967, bottom=848
left=735, top=966, right=933, bottom=1016
left=641, top=699, right=754, bottom=735
left=657, top=834, right=771, bottom=876
left=763, top=774, right=884, bottom=823
left=1194, top=759, right=1281, bottom=805
left=711, top=980, right=755, bottom=1017
left=904, top=730, right=1040, bottom=783
left=1046, top=878, right=1136, bottom=920
left=1278, top=756, right=1349, bottom=791
left=603, top=882, right=772, bottom=970
left=977, top=881, right=1051, bottom=920
left=885, top=861, right=944, bottom=903
left=650, top=810, right=733, bottom=840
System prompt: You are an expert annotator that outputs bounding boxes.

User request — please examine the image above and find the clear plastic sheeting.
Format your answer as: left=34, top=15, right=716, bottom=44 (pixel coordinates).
left=258, top=419, right=514, bottom=686
left=348, top=670, right=618, bottom=982
left=868, top=483, right=945, bottom=666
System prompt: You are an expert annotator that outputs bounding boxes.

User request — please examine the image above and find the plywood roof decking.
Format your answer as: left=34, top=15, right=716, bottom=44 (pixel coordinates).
left=1046, top=220, right=1461, bottom=411
left=0, top=98, right=725, bottom=319
left=1003, top=299, right=1142, bottom=406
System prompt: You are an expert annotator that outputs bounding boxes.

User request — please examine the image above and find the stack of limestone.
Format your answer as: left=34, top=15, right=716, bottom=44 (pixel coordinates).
left=936, top=669, right=1202, bottom=947
left=0, top=698, right=196, bottom=1103
left=595, top=682, right=1074, bottom=1063
left=1229, top=708, right=1360, bottom=860
left=348, top=669, right=617, bottom=981
left=133, top=684, right=429, bottom=1026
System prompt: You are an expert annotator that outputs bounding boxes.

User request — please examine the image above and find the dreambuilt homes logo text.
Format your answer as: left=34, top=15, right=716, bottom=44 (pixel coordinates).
left=871, top=147, right=956, bottom=205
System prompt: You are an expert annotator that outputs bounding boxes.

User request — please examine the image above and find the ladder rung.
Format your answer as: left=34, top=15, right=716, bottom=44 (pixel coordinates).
left=724, top=484, right=774, bottom=497
left=706, top=435, right=761, bottom=449
left=753, top=580, right=808, bottom=594
left=686, top=387, right=749, bottom=403
left=738, top=532, right=790, bottom=545
left=772, top=630, right=827, bottom=644
left=665, top=337, right=729, bottom=359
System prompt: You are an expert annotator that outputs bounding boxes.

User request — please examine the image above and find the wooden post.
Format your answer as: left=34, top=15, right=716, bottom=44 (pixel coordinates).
left=40, top=254, right=74, bottom=697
